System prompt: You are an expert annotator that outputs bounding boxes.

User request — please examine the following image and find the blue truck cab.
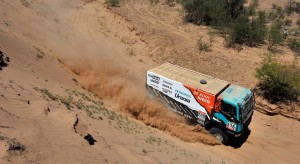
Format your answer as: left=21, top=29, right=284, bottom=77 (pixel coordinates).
left=209, top=85, right=255, bottom=144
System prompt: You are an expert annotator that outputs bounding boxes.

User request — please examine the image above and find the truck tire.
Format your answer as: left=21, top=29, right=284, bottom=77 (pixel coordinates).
left=209, top=127, right=229, bottom=145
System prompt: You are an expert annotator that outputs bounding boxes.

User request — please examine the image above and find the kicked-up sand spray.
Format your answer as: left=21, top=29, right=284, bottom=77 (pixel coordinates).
left=66, top=58, right=219, bottom=145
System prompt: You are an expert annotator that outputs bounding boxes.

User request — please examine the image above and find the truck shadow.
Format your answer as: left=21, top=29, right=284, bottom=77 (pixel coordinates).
left=185, top=119, right=252, bottom=148
left=229, top=128, right=251, bottom=148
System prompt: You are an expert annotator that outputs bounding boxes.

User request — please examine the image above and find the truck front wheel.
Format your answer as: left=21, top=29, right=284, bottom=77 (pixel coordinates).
left=209, top=128, right=229, bottom=145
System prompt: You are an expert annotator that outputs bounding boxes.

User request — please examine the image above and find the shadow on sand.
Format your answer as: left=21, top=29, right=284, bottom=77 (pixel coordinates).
left=228, top=128, right=252, bottom=148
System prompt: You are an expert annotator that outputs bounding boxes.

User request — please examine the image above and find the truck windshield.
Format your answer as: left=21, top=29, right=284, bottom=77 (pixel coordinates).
left=221, top=102, right=236, bottom=119
left=240, top=94, right=254, bottom=121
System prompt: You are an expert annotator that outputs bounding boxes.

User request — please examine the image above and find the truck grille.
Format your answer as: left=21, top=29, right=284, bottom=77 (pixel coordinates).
left=242, top=95, right=253, bottom=123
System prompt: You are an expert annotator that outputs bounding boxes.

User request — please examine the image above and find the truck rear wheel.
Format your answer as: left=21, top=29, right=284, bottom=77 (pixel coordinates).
left=209, top=128, right=229, bottom=145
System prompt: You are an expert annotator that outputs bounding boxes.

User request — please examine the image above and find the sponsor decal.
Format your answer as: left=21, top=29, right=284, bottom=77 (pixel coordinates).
left=162, top=83, right=172, bottom=90
left=197, top=111, right=206, bottom=122
left=215, top=98, right=222, bottom=112
left=194, top=92, right=211, bottom=104
left=160, top=80, right=173, bottom=95
left=148, top=74, right=160, bottom=84
left=175, top=90, right=191, bottom=98
left=162, top=88, right=172, bottom=95
left=175, top=93, right=190, bottom=103
left=198, top=93, right=211, bottom=103
left=163, top=80, right=173, bottom=86
left=162, top=83, right=173, bottom=95
left=174, top=90, right=191, bottom=103
left=148, top=84, right=207, bottom=123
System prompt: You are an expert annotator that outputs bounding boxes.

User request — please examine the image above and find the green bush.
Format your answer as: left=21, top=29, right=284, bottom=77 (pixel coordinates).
left=287, top=38, right=300, bottom=55
left=250, top=13, right=268, bottom=44
left=59, top=96, right=73, bottom=110
left=246, top=0, right=259, bottom=16
left=165, top=0, right=176, bottom=7
left=182, top=0, right=242, bottom=27
left=285, top=0, right=300, bottom=15
left=272, top=3, right=277, bottom=9
left=256, top=55, right=300, bottom=102
left=228, top=16, right=251, bottom=46
left=228, top=14, right=267, bottom=47
left=268, top=21, right=284, bottom=49
left=20, top=0, right=31, bottom=8
left=296, top=2, right=300, bottom=13
left=40, top=88, right=58, bottom=101
left=286, top=6, right=294, bottom=16
left=105, top=0, right=119, bottom=7
left=197, top=38, right=211, bottom=52
left=268, top=4, right=285, bottom=22
left=149, top=0, right=159, bottom=5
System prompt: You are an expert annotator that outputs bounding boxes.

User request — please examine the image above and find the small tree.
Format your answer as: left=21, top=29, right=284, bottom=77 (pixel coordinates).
left=268, top=21, right=284, bottom=50
left=229, top=15, right=252, bottom=46
left=228, top=13, right=267, bottom=47
left=249, top=11, right=268, bottom=46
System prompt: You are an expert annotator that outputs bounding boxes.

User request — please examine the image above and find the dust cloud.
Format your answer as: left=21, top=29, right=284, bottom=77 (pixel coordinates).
left=66, top=58, right=219, bottom=145
left=51, top=0, right=218, bottom=143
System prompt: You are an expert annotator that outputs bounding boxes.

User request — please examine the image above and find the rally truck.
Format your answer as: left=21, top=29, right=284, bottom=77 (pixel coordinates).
left=146, top=63, right=254, bottom=144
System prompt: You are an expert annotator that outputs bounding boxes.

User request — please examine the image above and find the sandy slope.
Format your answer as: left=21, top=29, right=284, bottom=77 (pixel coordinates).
left=0, top=0, right=223, bottom=163
left=0, top=0, right=300, bottom=163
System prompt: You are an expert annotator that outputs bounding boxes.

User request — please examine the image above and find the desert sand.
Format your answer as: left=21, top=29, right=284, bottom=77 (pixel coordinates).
left=0, top=0, right=300, bottom=163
